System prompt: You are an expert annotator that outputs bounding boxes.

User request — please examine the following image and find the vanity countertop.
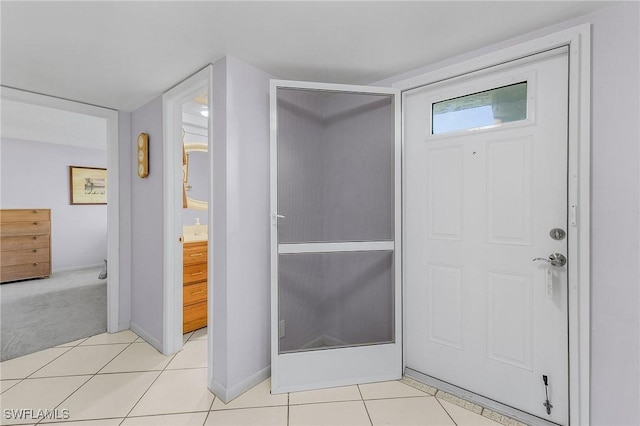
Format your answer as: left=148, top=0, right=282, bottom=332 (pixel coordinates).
left=183, top=224, right=208, bottom=242
left=184, top=233, right=207, bottom=243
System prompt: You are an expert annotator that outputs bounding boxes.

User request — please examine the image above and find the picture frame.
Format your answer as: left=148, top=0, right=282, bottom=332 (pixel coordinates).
left=69, top=166, right=107, bottom=205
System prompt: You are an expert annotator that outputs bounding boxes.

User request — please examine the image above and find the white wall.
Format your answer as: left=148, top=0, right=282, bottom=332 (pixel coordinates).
left=0, top=137, right=107, bottom=271
left=208, top=56, right=272, bottom=400
left=128, top=96, right=164, bottom=348
left=378, top=3, right=640, bottom=424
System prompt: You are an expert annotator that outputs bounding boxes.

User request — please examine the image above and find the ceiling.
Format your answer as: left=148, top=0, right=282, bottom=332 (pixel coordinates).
left=1, top=1, right=617, bottom=112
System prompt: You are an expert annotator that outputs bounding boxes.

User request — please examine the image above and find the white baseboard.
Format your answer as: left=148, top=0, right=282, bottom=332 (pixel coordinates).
left=210, top=365, right=271, bottom=404
left=130, top=322, right=162, bottom=353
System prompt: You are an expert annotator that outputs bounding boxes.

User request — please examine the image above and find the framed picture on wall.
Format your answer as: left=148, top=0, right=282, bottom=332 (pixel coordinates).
left=69, top=166, right=107, bottom=205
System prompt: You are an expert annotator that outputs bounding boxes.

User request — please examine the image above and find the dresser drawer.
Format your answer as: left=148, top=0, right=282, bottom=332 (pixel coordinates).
left=183, top=242, right=207, bottom=265
left=183, top=300, right=207, bottom=333
left=184, top=281, right=207, bottom=306
left=183, top=262, right=207, bottom=284
left=0, top=221, right=50, bottom=237
left=1, top=247, right=50, bottom=267
left=1, top=235, right=49, bottom=251
left=0, top=262, right=50, bottom=283
left=0, top=209, right=50, bottom=223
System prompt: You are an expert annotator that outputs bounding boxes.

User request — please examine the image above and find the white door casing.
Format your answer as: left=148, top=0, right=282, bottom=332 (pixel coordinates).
left=270, top=80, right=402, bottom=393
left=404, top=49, right=569, bottom=424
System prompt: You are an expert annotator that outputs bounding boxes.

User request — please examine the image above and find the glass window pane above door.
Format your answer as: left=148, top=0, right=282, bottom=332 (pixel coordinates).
left=432, top=82, right=527, bottom=135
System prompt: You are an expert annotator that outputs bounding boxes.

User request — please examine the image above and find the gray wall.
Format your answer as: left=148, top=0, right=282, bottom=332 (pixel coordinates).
left=0, top=137, right=107, bottom=271
left=128, top=96, right=164, bottom=347
left=378, top=3, right=640, bottom=424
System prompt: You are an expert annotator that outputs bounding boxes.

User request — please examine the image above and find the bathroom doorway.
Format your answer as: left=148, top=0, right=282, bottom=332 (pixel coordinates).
left=162, top=66, right=213, bottom=356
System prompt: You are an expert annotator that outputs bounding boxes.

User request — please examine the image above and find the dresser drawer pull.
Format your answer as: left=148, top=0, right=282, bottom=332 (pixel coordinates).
left=33, top=222, right=39, bottom=225
left=33, top=236, right=38, bottom=240
left=191, top=290, right=204, bottom=295
left=33, top=249, right=38, bottom=253
left=33, top=263, right=39, bottom=266
left=191, top=272, right=203, bottom=276
left=32, top=210, right=38, bottom=214
left=189, top=253, right=203, bottom=257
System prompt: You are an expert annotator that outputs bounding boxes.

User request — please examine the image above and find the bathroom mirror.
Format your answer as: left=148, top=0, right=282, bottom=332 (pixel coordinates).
left=183, top=142, right=208, bottom=210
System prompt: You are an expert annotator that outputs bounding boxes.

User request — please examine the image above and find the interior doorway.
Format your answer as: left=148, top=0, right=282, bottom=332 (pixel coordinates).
left=0, top=87, right=120, bottom=336
left=162, top=66, right=213, bottom=356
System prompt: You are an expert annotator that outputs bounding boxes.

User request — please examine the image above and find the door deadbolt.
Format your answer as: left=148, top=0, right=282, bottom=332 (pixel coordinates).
left=549, top=228, right=566, bottom=241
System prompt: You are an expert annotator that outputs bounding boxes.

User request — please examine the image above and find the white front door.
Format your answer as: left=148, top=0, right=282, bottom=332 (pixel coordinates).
left=270, top=80, right=402, bottom=393
left=404, top=48, right=569, bottom=424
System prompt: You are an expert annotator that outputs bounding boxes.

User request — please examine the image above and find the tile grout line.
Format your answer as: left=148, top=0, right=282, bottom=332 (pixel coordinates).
left=287, top=392, right=290, bottom=426
left=357, top=384, right=374, bottom=426
left=201, top=374, right=218, bottom=426
left=434, top=394, right=459, bottom=426
left=21, top=346, right=75, bottom=380
left=119, top=341, right=183, bottom=421
left=37, top=339, right=139, bottom=425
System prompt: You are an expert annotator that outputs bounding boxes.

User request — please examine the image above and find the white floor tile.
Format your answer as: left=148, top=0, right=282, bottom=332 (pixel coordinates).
left=99, top=342, right=172, bottom=373
left=359, top=380, right=427, bottom=400
left=80, top=330, right=138, bottom=345
left=122, top=412, right=209, bottom=426
left=366, top=396, right=455, bottom=426
left=289, top=400, right=371, bottom=426
left=31, top=344, right=128, bottom=378
left=165, top=340, right=207, bottom=370
left=182, top=332, right=194, bottom=344
left=54, top=338, right=88, bottom=348
left=1, top=379, right=22, bottom=394
left=129, top=368, right=214, bottom=417
left=289, top=385, right=361, bottom=405
left=210, top=379, right=287, bottom=411
left=190, top=327, right=207, bottom=341
left=438, top=399, right=502, bottom=425
left=0, top=348, right=70, bottom=380
left=205, top=406, right=287, bottom=425
left=55, top=371, right=160, bottom=422
left=41, top=420, right=123, bottom=426
left=0, top=376, right=91, bottom=425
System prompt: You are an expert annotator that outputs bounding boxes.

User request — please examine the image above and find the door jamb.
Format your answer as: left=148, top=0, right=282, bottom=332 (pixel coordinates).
left=394, top=24, right=591, bottom=426
left=0, top=86, right=121, bottom=333
left=161, top=65, right=213, bottom=356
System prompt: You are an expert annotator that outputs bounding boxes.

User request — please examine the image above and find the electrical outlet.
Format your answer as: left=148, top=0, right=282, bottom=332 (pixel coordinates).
left=279, top=320, right=285, bottom=338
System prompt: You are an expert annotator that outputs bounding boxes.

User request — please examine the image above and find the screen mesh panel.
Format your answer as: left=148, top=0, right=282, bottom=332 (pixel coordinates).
left=278, top=251, right=394, bottom=353
left=277, top=88, right=394, bottom=244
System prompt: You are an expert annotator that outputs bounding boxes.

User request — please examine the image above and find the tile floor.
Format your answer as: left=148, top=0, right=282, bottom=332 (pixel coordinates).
left=0, top=329, right=503, bottom=426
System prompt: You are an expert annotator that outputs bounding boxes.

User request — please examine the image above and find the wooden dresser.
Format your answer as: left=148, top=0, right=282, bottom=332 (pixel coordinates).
left=183, top=240, right=208, bottom=333
left=0, top=209, right=52, bottom=283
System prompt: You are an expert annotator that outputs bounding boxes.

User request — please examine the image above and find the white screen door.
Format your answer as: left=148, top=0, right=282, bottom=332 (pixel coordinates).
left=270, top=80, right=401, bottom=393
left=404, top=48, right=569, bottom=424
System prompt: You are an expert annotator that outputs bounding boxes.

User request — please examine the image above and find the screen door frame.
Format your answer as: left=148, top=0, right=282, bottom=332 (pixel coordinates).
left=270, top=79, right=402, bottom=394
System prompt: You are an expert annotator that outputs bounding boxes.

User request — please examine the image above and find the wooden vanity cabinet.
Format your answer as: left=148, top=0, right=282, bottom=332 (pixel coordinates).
left=1, top=209, right=52, bottom=283
left=183, top=240, right=207, bottom=333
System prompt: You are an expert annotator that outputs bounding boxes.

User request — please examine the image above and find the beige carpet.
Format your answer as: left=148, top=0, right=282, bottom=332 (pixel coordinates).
left=1, top=267, right=107, bottom=361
